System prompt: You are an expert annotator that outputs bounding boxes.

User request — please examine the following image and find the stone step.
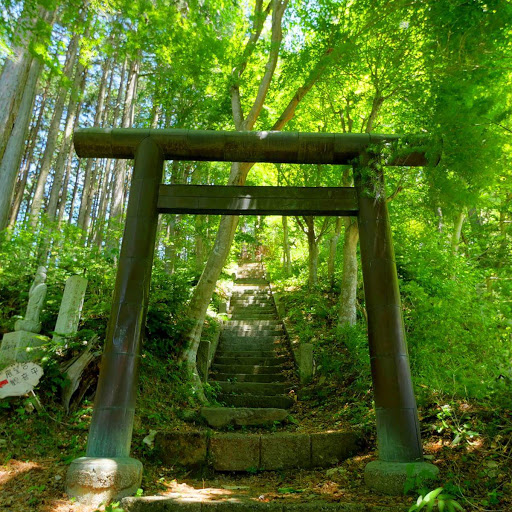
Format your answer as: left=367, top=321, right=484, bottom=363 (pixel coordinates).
left=122, top=497, right=393, bottom=511
left=218, top=344, right=284, bottom=354
left=215, top=349, right=279, bottom=358
left=220, top=334, right=282, bottom=342
left=230, top=305, right=276, bottom=312
left=212, top=373, right=287, bottom=383
left=211, top=363, right=283, bottom=374
left=214, top=356, right=286, bottom=366
left=230, top=298, right=274, bottom=304
left=230, top=314, right=278, bottom=320
left=218, top=393, right=295, bottom=409
left=200, top=406, right=289, bottom=428
left=227, top=319, right=281, bottom=327
left=222, top=328, right=283, bottom=336
left=215, top=381, right=291, bottom=396
left=234, top=278, right=269, bottom=285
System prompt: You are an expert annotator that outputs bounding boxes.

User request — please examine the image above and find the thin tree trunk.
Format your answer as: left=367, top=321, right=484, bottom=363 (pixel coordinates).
left=29, top=32, right=80, bottom=226
left=46, top=64, right=86, bottom=221
left=304, top=216, right=319, bottom=287
left=328, top=217, right=343, bottom=288
left=338, top=219, right=359, bottom=326
left=77, top=54, right=113, bottom=233
left=93, top=159, right=113, bottom=247
left=110, top=58, right=139, bottom=222
left=67, top=159, right=82, bottom=224
left=282, top=215, right=291, bottom=275
left=451, top=210, right=466, bottom=254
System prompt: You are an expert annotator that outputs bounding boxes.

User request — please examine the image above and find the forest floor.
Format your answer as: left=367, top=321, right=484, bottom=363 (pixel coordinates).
left=1, top=371, right=511, bottom=512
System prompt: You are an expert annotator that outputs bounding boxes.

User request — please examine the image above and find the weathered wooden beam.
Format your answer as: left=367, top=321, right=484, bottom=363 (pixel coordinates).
left=157, top=185, right=359, bottom=216
left=73, top=128, right=430, bottom=166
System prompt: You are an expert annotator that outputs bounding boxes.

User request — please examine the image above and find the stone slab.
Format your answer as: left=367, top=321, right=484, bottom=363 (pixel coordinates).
left=311, top=431, right=361, bottom=467
left=210, top=434, right=260, bottom=471
left=66, top=456, right=142, bottom=508
left=201, top=407, right=289, bottom=428
left=260, top=433, right=310, bottom=470
left=156, top=431, right=208, bottom=466
left=218, top=394, right=294, bottom=409
left=0, top=330, right=48, bottom=368
left=122, top=497, right=201, bottom=511
left=364, top=460, right=439, bottom=495
left=53, top=275, right=87, bottom=343
left=217, top=381, right=289, bottom=396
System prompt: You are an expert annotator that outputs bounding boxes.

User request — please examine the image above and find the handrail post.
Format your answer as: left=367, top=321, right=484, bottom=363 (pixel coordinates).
left=354, top=151, right=438, bottom=494
left=66, top=137, right=164, bottom=506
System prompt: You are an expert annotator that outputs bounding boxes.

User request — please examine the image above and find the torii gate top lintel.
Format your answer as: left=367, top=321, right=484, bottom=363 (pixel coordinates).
left=73, top=128, right=429, bottom=167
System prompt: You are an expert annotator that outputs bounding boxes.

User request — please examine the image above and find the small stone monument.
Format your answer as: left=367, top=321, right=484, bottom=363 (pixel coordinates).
left=53, top=275, right=88, bottom=344
left=0, top=267, right=49, bottom=369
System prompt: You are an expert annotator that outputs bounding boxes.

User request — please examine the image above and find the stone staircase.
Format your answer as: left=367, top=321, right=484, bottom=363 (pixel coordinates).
left=201, top=262, right=295, bottom=426
left=154, top=261, right=362, bottom=475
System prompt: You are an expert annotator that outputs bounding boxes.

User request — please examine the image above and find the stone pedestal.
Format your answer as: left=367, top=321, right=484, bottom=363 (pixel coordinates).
left=0, top=330, right=48, bottom=369
left=53, top=276, right=87, bottom=344
left=364, top=460, right=439, bottom=495
left=66, top=457, right=142, bottom=508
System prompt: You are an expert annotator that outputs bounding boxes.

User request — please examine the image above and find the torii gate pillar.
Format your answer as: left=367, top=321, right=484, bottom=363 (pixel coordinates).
left=354, top=152, right=439, bottom=493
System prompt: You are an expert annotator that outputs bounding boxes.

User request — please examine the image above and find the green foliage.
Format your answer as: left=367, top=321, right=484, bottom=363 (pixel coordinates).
left=408, top=487, right=464, bottom=512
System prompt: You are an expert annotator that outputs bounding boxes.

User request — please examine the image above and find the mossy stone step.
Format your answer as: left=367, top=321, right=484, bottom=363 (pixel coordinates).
left=216, top=381, right=291, bottom=396
left=212, top=373, right=287, bottom=383
left=227, top=319, right=281, bottom=327
left=220, top=334, right=282, bottom=342
left=211, top=364, right=283, bottom=374
left=200, top=406, right=289, bottom=428
left=234, top=278, right=269, bottom=285
left=222, top=328, right=283, bottom=336
left=150, top=431, right=362, bottom=474
left=215, top=356, right=286, bottom=366
left=231, top=314, right=279, bottom=320
left=215, top=349, right=280, bottom=357
left=218, top=393, right=294, bottom=409
left=230, top=298, right=274, bottom=304
left=122, top=496, right=400, bottom=511
left=231, top=306, right=276, bottom=313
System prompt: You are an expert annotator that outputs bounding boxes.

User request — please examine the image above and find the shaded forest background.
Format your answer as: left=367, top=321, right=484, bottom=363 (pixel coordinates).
left=1, top=0, right=512, bottom=508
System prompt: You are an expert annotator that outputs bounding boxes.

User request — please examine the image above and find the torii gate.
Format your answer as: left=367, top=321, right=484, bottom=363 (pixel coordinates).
left=66, top=129, right=439, bottom=505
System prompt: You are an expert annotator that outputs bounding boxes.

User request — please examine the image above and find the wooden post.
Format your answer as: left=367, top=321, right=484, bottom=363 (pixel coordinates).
left=86, top=137, right=164, bottom=457
left=354, top=152, right=423, bottom=463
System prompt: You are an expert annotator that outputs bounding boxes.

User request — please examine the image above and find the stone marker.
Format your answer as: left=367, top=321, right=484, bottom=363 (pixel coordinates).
left=53, top=275, right=88, bottom=344
left=298, top=343, right=314, bottom=384
left=0, top=267, right=49, bottom=369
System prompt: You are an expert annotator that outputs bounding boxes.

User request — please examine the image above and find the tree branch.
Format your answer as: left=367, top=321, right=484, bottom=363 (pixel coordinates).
left=243, top=0, right=288, bottom=130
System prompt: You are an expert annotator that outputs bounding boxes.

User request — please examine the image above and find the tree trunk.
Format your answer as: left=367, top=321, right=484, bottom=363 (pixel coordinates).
left=109, top=58, right=139, bottom=222
left=338, top=219, right=359, bottom=326
left=0, top=5, right=51, bottom=160
left=7, top=78, right=50, bottom=229
left=328, top=217, right=343, bottom=288
left=282, top=215, right=291, bottom=275
left=304, top=216, right=318, bottom=287
left=67, top=161, right=82, bottom=224
left=77, top=55, right=113, bottom=233
left=46, top=64, right=86, bottom=221
left=29, top=33, right=80, bottom=226
left=93, top=159, right=113, bottom=247
left=0, top=58, right=41, bottom=230
left=451, top=210, right=466, bottom=254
